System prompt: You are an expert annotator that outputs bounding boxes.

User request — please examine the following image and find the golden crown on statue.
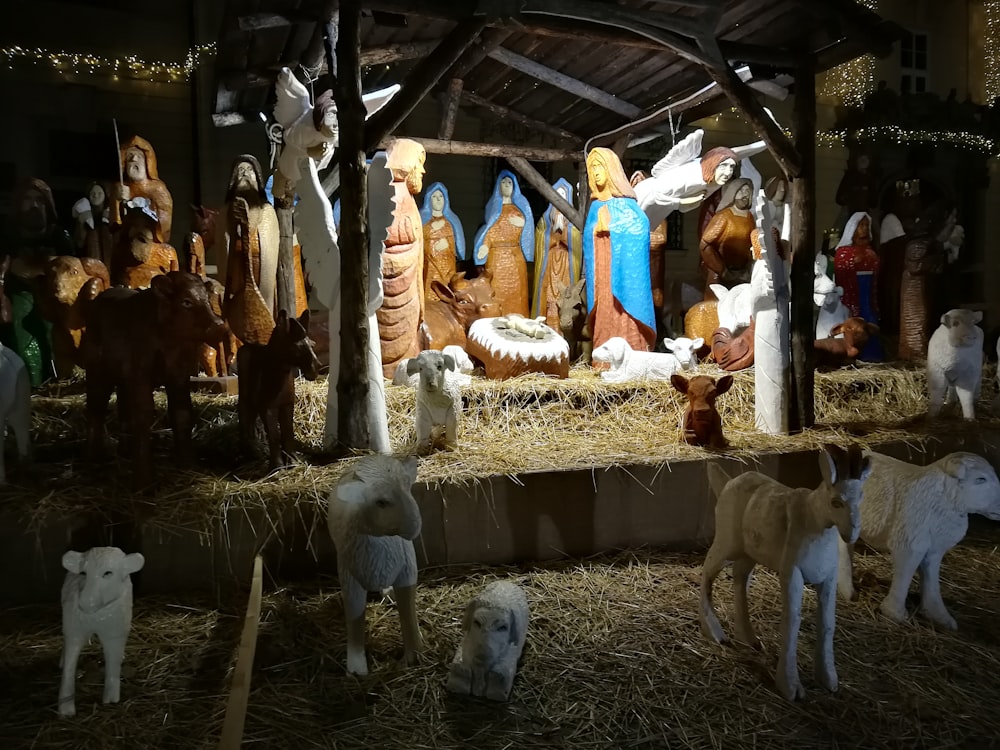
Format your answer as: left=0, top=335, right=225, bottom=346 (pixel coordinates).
left=895, top=179, right=921, bottom=197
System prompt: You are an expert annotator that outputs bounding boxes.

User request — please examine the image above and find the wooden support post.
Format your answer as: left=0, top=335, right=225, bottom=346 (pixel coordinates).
left=507, top=156, right=584, bottom=231
left=275, top=207, right=297, bottom=317
left=217, top=556, right=263, bottom=750
left=376, top=136, right=579, bottom=162
left=336, top=0, right=371, bottom=449
left=364, top=19, right=486, bottom=151
left=788, top=56, right=817, bottom=432
left=438, top=78, right=463, bottom=139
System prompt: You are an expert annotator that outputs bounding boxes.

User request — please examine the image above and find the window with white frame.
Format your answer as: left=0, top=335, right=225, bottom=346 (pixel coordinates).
left=900, top=29, right=929, bottom=94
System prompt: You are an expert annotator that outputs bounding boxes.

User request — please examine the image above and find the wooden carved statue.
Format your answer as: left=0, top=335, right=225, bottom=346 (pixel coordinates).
left=834, top=212, right=882, bottom=361
left=473, top=170, right=534, bottom=318
left=72, top=182, right=113, bottom=266
left=377, top=138, right=427, bottom=379
left=835, top=150, right=880, bottom=229
left=699, top=177, right=755, bottom=299
left=223, top=155, right=279, bottom=345
left=111, top=135, right=174, bottom=244
left=37, top=256, right=110, bottom=379
left=420, top=182, right=465, bottom=304
left=192, top=204, right=221, bottom=274
left=110, top=204, right=180, bottom=289
left=629, top=171, right=667, bottom=316
left=583, top=147, right=656, bottom=356
left=878, top=179, right=923, bottom=337
left=631, top=128, right=767, bottom=231
left=898, top=202, right=959, bottom=361
left=1, top=178, right=74, bottom=386
left=186, top=232, right=238, bottom=377
left=532, top=178, right=582, bottom=330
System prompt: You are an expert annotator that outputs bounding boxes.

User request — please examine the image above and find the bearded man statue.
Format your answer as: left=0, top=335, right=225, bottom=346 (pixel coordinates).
left=111, top=135, right=174, bottom=244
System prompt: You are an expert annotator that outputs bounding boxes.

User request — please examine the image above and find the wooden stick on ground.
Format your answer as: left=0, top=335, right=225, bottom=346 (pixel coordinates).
left=218, top=555, right=264, bottom=750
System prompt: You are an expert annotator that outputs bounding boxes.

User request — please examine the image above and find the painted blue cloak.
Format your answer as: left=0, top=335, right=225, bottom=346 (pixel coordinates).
left=472, top=169, right=535, bottom=266
left=419, top=182, right=466, bottom=261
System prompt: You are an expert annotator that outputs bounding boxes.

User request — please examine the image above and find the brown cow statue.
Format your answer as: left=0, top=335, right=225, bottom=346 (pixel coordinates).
left=419, top=269, right=502, bottom=351
left=671, top=373, right=734, bottom=449
left=237, top=309, right=320, bottom=471
left=37, top=256, right=111, bottom=379
left=80, top=271, right=228, bottom=489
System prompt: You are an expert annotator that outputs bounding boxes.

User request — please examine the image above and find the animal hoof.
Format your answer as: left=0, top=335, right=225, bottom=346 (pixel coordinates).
left=815, top=668, right=838, bottom=693
left=400, top=649, right=421, bottom=668
left=878, top=601, right=908, bottom=624
left=775, top=676, right=806, bottom=702
left=58, top=700, right=76, bottom=718
left=924, top=610, right=958, bottom=631
left=346, top=653, right=369, bottom=676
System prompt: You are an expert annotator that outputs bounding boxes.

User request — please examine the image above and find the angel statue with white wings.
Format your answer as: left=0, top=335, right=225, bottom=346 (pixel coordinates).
left=271, top=66, right=400, bottom=452
left=631, top=128, right=768, bottom=230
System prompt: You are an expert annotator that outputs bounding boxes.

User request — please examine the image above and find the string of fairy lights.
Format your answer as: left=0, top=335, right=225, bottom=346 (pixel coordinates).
left=0, top=43, right=216, bottom=82
left=987, top=0, right=1000, bottom=103
left=817, top=0, right=878, bottom=107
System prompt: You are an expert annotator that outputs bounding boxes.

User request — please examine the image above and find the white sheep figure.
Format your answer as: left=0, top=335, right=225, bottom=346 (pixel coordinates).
left=815, top=285, right=848, bottom=340
left=838, top=451, right=1000, bottom=630
left=0, top=343, right=31, bottom=484
left=592, top=336, right=684, bottom=383
left=662, top=336, right=703, bottom=370
left=927, top=308, right=983, bottom=420
left=699, top=445, right=872, bottom=702
left=392, top=344, right=473, bottom=387
left=405, top=349, right=461, bottom=452
left=59, top=546, right=145, bottom=717
left=446, top=580, right=530, bottom=701
left=327, top=454, right=423, bottom=675
left=709, top=282, right=752, bottom=333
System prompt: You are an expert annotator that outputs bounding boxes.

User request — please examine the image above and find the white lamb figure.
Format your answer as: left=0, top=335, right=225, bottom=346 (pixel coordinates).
left=700, top=445, right=872, bottom=702
left=406, top=349, right=461, bottom=452
left=838, top=451, right=1000, bottom=630
left=591, top=336, right=682, bottom=383
left=446, top=580, right=530, bottom=701
left=392, top=345, right=473, bottom=387
left=58, top=547, right=145, bottom=717
left=927, top=308, right=983, bottom=420
left=662, top=336, right=703, bottom=370
left=327, top=454, right=423, bottom=675
left=0, top=343, right=31, bottom=483
left=709, top=282, right=752, bottom=333
left=815, top=286, right=848, bottom=340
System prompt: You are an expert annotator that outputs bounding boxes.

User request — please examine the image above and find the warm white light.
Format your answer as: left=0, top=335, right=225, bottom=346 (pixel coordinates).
left=0, top=43, right=216, bottom=83
left=818, top=0, right=878, bottom=106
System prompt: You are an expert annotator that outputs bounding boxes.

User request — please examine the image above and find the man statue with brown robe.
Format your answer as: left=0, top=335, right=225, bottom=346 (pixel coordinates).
left=111, top=135, right=174, bottom=244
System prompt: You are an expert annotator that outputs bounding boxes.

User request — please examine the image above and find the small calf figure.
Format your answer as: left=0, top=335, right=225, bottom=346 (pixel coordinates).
left=661, top=336, right=703, bottom=370
left=447, top=580, right=529, bottom=701
left=670, top=373, right=734, bottom=449
left=700, top=445, right=871, bottom=702
left=592, top=336, right=685, bottom=383
left=0, top=343, right=31, bottom=483
left=927, top=308, right=983, bottom=420
left=59, top=547, right=145, bottom=717
left=407, top=349, right=461, bottom=453
left=813, top=317, right=879, bottom=367
left=838, top=451, right=1000, bottom=630
left=237, top=309, right=320, bottom=470
left=327, top=454, right=423, bottom=675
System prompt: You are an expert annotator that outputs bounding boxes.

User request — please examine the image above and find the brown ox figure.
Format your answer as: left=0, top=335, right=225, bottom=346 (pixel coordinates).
left=237, top=309, right=320, bottom=471
left=419, top=269, right=502, bottom=351
left=671, top=373, right=734, bottom=449
left=37, top=256, right=110, bottom=379
left=81, top=271, right=229, bottom=488
left=814, top=317, right=880, bottom=368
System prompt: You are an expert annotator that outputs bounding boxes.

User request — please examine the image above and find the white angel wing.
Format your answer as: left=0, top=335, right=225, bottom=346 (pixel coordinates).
left=296, top=158, right=340, bottom=311
left=363, top=84, right=401, bottom=119
left=273, top=67, right=312, bottom=129
left=366, top=152, right=394, bottom=313
left=650, top=129, right=704, bottom=178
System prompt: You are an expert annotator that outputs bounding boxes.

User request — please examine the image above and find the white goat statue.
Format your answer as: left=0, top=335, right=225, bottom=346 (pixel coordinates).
left=709, top=282, right=752, bottom=333
left=592, top=336, right=687, bottom=383
left=927, top=308, right=983, bottom=420
left=327, top=454, right=423, bottom=675
left=405, top=349, right=461, bottom=452
left=59, top=547, right=145, bottom=717
left=446, top=580, right=530, bottom=701
left=700, top=445, right=872, bottom=702
left=838, top=451, right=1000, bottom=630
left=0, top=343, right=31, bottom=483
left=392, top=344, right=473, bottom=387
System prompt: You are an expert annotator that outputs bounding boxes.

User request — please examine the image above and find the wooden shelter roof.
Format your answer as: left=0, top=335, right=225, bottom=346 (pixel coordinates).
left=212, top=0, right=902, bottom=146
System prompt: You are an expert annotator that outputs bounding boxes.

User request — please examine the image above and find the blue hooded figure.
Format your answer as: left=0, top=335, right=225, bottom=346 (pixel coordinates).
left=419, top=182, right=466, bottom=300
left=472, top=170, right=535, bottom=317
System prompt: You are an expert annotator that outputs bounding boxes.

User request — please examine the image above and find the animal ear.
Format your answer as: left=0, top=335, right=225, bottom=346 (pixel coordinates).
left=406, top=357, right=421, bottom=375
left=298, top=309, right=311, bottom=331
left=62, top=550, right=84, bottom=574
left=401, top=455, right=419, bottom=484
left=940, top=312, right=952, bottom=326
left=431, top=280, right=455, bottom=301
left=276, top=309, right=290, bottom=332
left=709, top=284, right=728, bottom=300
left=123, top=553, right=145, bottom=575
left=443, top=354, right=456, bottom=371
left=462, top=600, right=478, bottom=633
left=943, top=454, right=968, bottom=480
left=670, top=373, right=689, bottom=394
left=662, top=338, right=675, bottom=350
left=829, top=323, right=844, bottom=336
left=819, top=445, right=840, bottom=484
left=858, top=455, right=873, bottom=483
left=973, top=310, right=983, bottom=324
left=866, top=322, right=880, bottom=336
left=151, top=273, right=173, bottom=298
left=834, top=285, right=844, bottom=296
left=716, top=375, right=734, bottom=394
left=691, top=337, right=704, bottom=349
left=338, top=477, right=367, bottom=504
left=506, top=608, right=520, bottom=645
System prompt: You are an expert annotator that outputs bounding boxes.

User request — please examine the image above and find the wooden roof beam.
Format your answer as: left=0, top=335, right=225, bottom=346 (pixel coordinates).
left=438, top=78, right=463, bottom=139
left=506, top=156, right=584, bottom=231
left=376, top=136, right=579, bottom=162
left=460, top=90, right=583, bottom=144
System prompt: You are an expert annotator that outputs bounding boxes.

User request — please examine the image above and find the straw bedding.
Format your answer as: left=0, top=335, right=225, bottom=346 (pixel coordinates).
left=4, top=362, right=999, bottom=540
left=3, top=521, right=1000, bottom=749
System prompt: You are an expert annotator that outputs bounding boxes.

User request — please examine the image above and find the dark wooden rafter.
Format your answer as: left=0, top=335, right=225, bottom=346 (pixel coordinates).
left=460, top=90, right=583, bottom=144
left=376, top=136, right=579, bottom=162
left=449, top=28, right=513, bottom=80
left=506, top=156, right=584, bottom=231
left=438, top=78, right=464, bottom=139
left=364, top=19, right=488, bottom=151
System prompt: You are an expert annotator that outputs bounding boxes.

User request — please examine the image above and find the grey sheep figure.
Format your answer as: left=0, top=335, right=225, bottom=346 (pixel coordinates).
left=446, top=580, right=529, bottom=701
